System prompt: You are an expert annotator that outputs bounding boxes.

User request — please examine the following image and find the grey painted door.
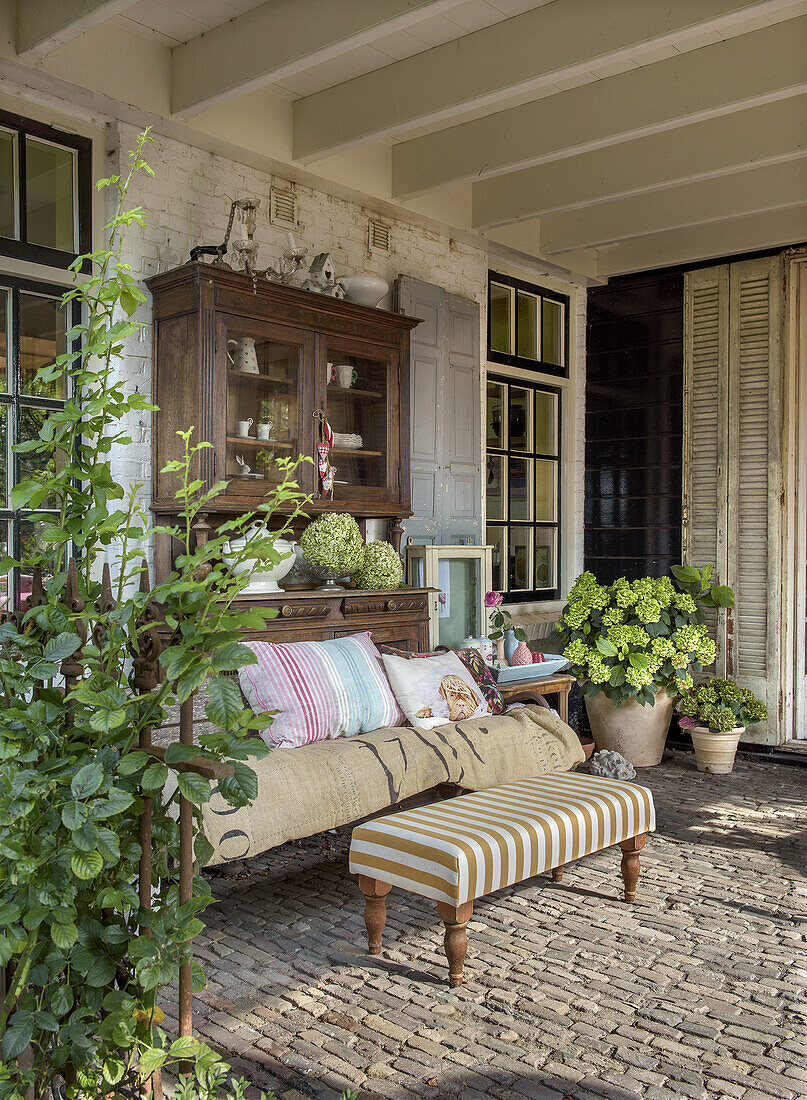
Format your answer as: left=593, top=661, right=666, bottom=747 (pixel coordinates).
left=395, top=276, right=481, bottom=547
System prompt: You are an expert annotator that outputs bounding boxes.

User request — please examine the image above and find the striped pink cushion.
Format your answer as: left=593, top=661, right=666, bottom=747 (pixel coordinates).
left=238, top=631, right=405, bottom=748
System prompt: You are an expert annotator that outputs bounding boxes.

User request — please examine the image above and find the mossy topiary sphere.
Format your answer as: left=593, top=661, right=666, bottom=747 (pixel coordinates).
left=299, top=512, right=364, bottom=575
left=353, top=540, right=403, bottom=590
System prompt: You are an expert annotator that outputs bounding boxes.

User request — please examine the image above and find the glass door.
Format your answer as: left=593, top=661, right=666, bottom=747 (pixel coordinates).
left=321, top=339, right=397, bottom=503
left=222, top=317, right=311, bottom=496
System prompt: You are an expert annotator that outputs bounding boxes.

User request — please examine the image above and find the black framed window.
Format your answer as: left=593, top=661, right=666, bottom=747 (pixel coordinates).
left=0, top=275, right=78, bottom=609
left=0, top=110, right=92, bottom=270
left=486, top=375, right=561, bottom=601
left=488, top=271, right=569, bottom=377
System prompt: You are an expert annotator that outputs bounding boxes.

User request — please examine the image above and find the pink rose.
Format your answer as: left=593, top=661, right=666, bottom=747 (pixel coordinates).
left=484, top=591, right=503, bottom=608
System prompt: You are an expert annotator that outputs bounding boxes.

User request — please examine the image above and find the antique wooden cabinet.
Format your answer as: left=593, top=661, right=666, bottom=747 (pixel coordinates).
left=147, top=262, right=420, bottom=584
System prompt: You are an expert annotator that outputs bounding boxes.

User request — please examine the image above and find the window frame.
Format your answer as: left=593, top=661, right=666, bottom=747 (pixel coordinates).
left=486, top=372, right=562, bottom=603
left=0, top=108, right=92, bottom=270
left=487, top=270, right=569, bottom=378
left=0, top=273, right=79, bottom=609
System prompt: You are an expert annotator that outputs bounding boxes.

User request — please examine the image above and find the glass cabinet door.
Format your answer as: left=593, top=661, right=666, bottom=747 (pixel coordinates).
left=224, top=321, right=304, bottom=491
left=323, top=345, right=393, bottom=498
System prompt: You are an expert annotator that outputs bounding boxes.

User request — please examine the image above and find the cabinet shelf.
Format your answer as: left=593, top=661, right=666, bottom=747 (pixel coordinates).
left=331, top=447, right=383, bottom=457
left=228, top=371, right=293, bottom=391
left=326, top=386, right=384, bottom=400
left=227, top=436, right=294, bottom=449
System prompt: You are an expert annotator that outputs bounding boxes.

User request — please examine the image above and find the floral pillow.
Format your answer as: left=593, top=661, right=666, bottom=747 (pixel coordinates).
left=380, top=649, right=489, bottom=731
left=378, top=644, right=507, bottom=716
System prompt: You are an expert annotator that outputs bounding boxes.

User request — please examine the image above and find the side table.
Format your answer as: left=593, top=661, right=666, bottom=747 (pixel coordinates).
left=499, top=673, right=575, bottom=725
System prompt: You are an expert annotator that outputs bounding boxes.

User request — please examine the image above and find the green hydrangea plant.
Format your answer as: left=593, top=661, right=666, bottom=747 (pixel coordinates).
left=353, top=540, right=403, bottom=590
left=677, top=678, right=767, bottom=732
left=299, top=512, right=364, bottom=575
left=552, top=564, right=734, bottom=707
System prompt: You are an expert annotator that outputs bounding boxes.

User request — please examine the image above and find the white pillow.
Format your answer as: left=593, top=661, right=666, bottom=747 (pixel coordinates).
left=381, top=649, right=489, bottom=731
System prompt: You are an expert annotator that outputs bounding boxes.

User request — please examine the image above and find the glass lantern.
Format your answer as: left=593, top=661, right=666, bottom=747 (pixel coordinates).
left=406, top=544, right=493, bottom=651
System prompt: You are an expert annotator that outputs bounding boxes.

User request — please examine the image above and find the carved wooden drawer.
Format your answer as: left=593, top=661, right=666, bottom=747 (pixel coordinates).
left=343, top=595, right=428, bottom=617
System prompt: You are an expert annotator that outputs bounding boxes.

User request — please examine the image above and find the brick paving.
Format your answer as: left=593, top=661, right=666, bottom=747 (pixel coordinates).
left=171, top=753, right=807, bottom=1100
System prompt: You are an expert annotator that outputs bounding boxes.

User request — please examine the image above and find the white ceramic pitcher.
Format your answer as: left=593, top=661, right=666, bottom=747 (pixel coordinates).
left=227, top=336, right=259, bottom=374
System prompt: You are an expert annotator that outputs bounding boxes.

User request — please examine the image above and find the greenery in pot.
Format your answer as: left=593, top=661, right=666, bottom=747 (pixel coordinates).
left=552, top=565, right=733, bottom=706
left=299, top=511, right=364, bottom=576
left=484, top=591, right=527, bottom=643
left=0, top=133, right=311, bottom=1099
left=677, top=678, right=767, bottom=732
left=352, top=540, right=403, bottom=590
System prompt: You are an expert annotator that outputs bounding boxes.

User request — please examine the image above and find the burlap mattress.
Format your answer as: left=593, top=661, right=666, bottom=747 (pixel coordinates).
left=202, top=704, right=584, bottom=865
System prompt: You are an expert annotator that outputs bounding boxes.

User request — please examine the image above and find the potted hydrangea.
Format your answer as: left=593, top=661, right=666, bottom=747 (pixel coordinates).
left=353, top=540, right=404, bottom=590
left=677, top=678, right=767, bottom=773
left=553, top=565, right=732, bottom=766
left=299, top=511, right=364, bottom=591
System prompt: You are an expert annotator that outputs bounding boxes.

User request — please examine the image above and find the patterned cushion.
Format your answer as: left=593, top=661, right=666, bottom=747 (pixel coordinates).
left=349, top=771, right=655, bottom=906
left=239, top=632, right=405, bottom=749
left=378, top=644, right=506, bottom=715
left=380, top=649, right=489, bottom=731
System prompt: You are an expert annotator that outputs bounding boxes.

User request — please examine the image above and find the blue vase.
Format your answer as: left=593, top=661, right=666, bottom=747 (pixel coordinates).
left=503, top=628, right=518, bottom=665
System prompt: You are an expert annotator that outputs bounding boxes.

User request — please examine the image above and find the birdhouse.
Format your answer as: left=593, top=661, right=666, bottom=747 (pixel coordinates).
left=307, top=252, right=337, bottom=286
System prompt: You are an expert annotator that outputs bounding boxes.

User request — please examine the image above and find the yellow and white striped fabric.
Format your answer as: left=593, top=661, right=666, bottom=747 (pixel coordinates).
left=349, top=771, right=655, bottom=907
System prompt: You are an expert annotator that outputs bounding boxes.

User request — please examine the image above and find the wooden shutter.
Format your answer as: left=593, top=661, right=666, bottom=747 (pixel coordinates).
left=395, top=276, right=481, bottom=546
left=684, top=256, right=783, bottom=742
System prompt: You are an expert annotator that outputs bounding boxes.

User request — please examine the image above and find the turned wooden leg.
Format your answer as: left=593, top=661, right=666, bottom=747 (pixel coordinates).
left=436, top=900, right=473, bottom=987
left=358, top=875, right=391, bottom=954
left=618, top=834, right=646, bottom=902
left=551, top=865, right=564, bottom=883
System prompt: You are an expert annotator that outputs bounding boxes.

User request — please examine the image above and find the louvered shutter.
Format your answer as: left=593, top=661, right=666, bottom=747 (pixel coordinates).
left=684, top=266, right=729, bottom=673
left=684, top=257, right=783, bottom=742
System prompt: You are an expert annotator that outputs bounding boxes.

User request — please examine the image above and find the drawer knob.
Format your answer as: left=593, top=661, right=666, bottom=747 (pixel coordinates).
left=281, top=605, right=293, bottom=617
left=387, top=600, right=398, bottom=611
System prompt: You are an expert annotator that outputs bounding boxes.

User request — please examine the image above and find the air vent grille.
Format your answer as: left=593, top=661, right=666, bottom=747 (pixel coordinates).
left=270, top=187, right=297, bottom=229
left=368, top=219, right=391, bottom=255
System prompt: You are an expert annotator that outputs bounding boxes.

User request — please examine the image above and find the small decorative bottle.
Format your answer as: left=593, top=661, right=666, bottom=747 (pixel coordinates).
left=511, top=640, right=533, bottom=666
left=503, top=628, right=518, bottom=665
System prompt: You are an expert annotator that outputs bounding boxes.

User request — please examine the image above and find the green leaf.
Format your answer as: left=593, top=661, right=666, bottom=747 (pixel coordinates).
left=609, top=666, right=626, bottom=687
left=628, top=652, right=652, bottom=670
left=118, top=750, right=150, bottom=776
left=51, top=984, right=73, bottom=1018
left=218, top=761, right=257, bottom=806
left=164, top=742, right=200, bottom=765
left=139, top=1047, right=168, bottom=1074
left=711, top=584, right=735, bottom=608
left=89, top=708, right=128, bottom=733
left=206, top=675, right=244, bottom=730
left=2, top=1016, right=33, bottom=1059
left=52, top=921, right=78, bottom=949
left=71, top=850, right=104, bottom=880
left=0, top=935, right=12, bottom=967
left=191, top=958, right=207, bottom=993
left=61, top=801, right=87, bottom=830
left=169, top=1035, right=200, bottom=1059
left=210, top=641, right=254, bottom=672
left=102, top=1058, right=126, bottom=1085
left=671, top=564, right=700, bottom=584
left=43, top=632, right=82, bottom=662
left=177, top=771, right=211, bottom=806
left=71, top=762, right=104, bottom=800
left=32, top=1010, right=58, bottom=1033
left=596, top=638, right=619, bottom=657
left=141, top=761, right=169, bottom=790
left=85, top=954, right=116, bottom=987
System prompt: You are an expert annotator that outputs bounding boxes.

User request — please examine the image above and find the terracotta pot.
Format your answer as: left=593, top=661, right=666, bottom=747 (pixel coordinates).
left=584, top=687, right=674, bottom=767
left=579, top=736, right=595, bottom=761
left=690, top=725, right=744, bottom=774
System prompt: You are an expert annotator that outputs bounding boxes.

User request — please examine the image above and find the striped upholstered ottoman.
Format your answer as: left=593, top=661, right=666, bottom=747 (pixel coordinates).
left=349, top=770, right=655, bottom=986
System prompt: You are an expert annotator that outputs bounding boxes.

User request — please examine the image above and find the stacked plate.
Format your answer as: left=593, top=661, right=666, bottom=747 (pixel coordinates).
left=332, top=432, right=363, bottom=449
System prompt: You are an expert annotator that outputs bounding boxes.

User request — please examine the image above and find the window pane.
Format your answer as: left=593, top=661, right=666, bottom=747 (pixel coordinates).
left=489, top=283, right=511, bottom=354
left=486, top=380, right=506, bottom=448
left=508, top=387, right=532, bottom=451
left=535, top=458, right=557, bottom=522
left=488, top=525, right=506, bottom=592
left=535, top=528, right=557, bottom=590
left=20, top=292, right=66, bottom=399
left=0, top=288, right=7, bottom=393
left=19, top=407, right=63, bottom=508
left=508, top=457, right=532, bottom=521
left=542, top=298, right=564, bottom=366
left=0, top=130, right=15, bottom=240
left=438, top=557, right=482, bottom=649
left=486, top=454, right=506, bottom=521
left=18, top=515, right=58, bottom=609
left=0, top=520, right=9, bottom=610
left=535, top=390, right=557, bottom=455
left=509, top=527, right=532, bottom=591
left=516, top=291, right=539, bottom=359
left=25, top=138, right=76, bottom=252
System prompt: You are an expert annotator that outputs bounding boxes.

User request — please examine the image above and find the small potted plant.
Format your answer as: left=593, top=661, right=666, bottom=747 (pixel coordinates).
left=677, top=678, right=767, bottom=774
left=485, top=590, right=527, bottom=664
left=552, top=565, right=733, bottom=767
left=299, top=511, right=364, bottom=591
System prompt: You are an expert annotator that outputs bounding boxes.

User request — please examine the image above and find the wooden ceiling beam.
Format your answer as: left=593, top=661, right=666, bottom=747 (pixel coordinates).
left=293, top=0, right=805, bottom=162
left=393, top=15, right=807, bottom=198
left=540, top=160, right=807, bottom=254
left=17, top=0, right=139, bottom=61
left=171, top=0, right=460, bottom=118
left=471, top=95, right=807, bottom=228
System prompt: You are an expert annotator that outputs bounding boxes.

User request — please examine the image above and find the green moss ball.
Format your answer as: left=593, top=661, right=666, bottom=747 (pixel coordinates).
left=300, top=512, right=364, bottom=574
left=353, top=541, right=404, bottom=590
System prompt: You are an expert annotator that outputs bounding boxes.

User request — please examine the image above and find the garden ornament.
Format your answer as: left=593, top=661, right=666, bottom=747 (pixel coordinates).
left=589, top=749, right=637, bottom=781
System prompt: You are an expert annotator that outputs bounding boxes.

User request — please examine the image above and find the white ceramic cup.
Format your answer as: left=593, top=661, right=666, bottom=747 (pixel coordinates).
left=257, top=421, right=274, bottom=440
left=236, top=418, right=254, bottom=437
left=337, top=363, right=356, bottom=389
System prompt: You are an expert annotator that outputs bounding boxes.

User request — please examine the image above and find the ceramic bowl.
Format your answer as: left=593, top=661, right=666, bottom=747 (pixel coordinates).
left=222, top=535, right=296, bottom=594
left=337, top=274, right=389, bottom=307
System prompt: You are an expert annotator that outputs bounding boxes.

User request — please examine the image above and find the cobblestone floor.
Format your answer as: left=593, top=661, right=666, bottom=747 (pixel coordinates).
left=176, top=753, right=807, bottom=1100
